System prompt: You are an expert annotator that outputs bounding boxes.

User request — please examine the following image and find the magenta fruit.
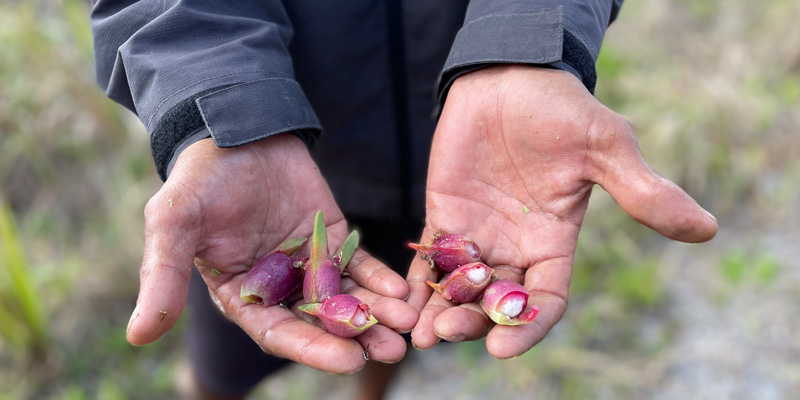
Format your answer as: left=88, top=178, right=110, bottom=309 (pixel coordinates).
left=298, top=294, right=378, bottom=338
left=408, top=231, right=482, bottom=272
left=303, top=210, right=342, bottom=303
left=427, top=262, right=494, bottom=303
left=480, top=279, right=539, bottom=325
left=240, top=237, right=307, bottom=306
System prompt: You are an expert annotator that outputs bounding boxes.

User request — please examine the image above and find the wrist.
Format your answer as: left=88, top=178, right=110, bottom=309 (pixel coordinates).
left=171, top=133, right=311, bottom=179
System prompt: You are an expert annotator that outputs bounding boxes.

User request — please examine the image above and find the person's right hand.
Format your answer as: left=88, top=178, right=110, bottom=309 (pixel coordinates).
left=125, top=134, right=417, bottom=374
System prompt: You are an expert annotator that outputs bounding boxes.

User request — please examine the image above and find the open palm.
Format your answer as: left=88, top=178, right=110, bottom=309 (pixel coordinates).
left=408, top=66, right=718, bottom=358
left=126, top=134, right=416, bottom=373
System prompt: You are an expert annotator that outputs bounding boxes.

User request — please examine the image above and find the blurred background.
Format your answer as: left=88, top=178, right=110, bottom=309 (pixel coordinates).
left=1, top=0, right=798, bottom=399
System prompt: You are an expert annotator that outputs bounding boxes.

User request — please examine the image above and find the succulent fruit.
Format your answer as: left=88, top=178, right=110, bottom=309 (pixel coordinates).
left=240, top=237, right=307, bottom=306
left=480, top=279, right=539, bottom=325
left=427, top=261, right=494, bottom=303
left=303, top=210, right=342, bottom=303
left=298, top=294, right=378, bottom=338
left=408, top=231, right=482, bottom=272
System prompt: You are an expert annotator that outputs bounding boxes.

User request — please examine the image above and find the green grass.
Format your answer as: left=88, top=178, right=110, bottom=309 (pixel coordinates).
left=719, top=249, right=781, bottom=287
left=0, top=201, right=49, bottom=356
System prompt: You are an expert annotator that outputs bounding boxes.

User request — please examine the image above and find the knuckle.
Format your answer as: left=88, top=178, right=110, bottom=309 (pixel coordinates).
left=143, top=192, right=199, bottom=232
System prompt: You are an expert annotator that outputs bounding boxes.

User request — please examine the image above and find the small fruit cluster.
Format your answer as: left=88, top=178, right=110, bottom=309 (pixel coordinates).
left=240, top=210, right=377, bottom=338
left=410, top=232, right=539, bottom=325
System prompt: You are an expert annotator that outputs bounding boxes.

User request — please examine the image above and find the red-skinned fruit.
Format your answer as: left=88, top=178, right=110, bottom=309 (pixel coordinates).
left=240, top=237, right=307, bottom=306
left=303, top=210, right=341, bottom=303
left=298, top=294, right=379, bottom=338
left=480, top=279, right=539, bottom=325
left=408, top=231, right=482, bottom=273
left=427, top=262, right=494, bottom=303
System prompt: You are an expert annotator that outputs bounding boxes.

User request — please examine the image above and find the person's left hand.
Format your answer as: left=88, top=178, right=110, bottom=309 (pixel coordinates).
left=407, top=65, right=718, bottom=358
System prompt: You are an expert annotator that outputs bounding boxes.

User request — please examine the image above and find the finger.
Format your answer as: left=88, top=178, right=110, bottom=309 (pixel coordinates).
left=405, top=227, right=441, bottom=313
left=355, top=324, right=408, bottom=364
left=590, top=120, right=718, bottom=243
left=127, top=190, right=199, bottom=345
left=342, top=280, right=418, bottom=333
left=241, top=304, right=367, bottom=374
left=432, top=303, right=491, bottom=342
left=410, top=292, right=448, bottom=350
left=346, top=249, right=409, bottom=300
left=485, top=258, right=571, bottom=359
left=430, top=266, right=522, bottom=343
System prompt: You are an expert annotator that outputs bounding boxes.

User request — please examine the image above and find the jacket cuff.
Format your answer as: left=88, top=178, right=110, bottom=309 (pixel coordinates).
left=437, top=6, right=598, bottom=106
left=151, top=79, right=321, bottom=181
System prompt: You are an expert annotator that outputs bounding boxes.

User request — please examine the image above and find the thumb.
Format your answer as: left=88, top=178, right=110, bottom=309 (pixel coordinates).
left=127, top=191, right=198, bottom=345
left=591, top=124, right=718, bottom=243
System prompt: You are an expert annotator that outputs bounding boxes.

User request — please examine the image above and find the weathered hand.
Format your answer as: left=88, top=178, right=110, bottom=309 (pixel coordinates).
left=126, top=134, right=416, bottom=373
left=408, top=65, right=718, bottom=358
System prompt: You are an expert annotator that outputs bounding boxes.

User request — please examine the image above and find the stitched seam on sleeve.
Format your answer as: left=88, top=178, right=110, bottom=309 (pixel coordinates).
left=463, top=8, right=557, bottom=27
left=195, top=78, right=308, bottom=143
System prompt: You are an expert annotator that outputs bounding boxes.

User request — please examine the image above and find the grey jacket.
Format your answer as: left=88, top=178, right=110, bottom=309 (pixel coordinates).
left=92, top=0, right=622, bottom=221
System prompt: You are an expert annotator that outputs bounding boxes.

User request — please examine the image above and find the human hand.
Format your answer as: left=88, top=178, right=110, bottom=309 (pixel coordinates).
left=408, top=65, right=718, bottom=357
left=126, top=134, right=417, bottom=373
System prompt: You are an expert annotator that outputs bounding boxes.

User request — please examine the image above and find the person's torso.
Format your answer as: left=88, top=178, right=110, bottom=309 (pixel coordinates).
left=284, top=0, right=468, bottom=221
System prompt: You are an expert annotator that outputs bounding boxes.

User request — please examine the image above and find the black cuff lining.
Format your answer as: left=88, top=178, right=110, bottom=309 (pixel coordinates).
left=561, top=30, right=597, bottom=94
left=150, top=84, right=236, bottom=181
left=437, top=29, right=598, bottom=112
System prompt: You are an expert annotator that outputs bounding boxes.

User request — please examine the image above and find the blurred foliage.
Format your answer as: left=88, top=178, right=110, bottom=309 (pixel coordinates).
left=1, top=0, right=171, bottom=398
left=0, top=0, right=798, bottom=399
left=719, top=250, right=781, bottom=287
left=0, top=202, right=48, bottom=357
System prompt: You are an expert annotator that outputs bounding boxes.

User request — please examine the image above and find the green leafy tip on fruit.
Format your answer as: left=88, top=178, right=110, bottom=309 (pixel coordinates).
left=522, top=206, right=530, bottom=214
left=168, top=198, right=173, bottom=207
left=334, top=230, right=359, bottom=272
left=309, top=210, right=328, bottom=269
left=211, top=268, right=220, bottom=276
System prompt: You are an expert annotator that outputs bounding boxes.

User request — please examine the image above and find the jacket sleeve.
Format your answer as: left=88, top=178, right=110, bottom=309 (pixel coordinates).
left=438, top=0, right=624, bottom=103
left=91, top=0, right=321, bottom=181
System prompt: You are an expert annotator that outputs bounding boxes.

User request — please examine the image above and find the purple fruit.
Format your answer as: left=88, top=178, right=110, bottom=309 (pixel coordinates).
left=303, top=210, right=341, bottom=303
left=298, top=294, right=378, bottom=338
left=409, top=231, right=482, bottom=272
left=240, top=237, right=307, bottom=306
left=303, top=258, right=341, bottom=304
left=480, top=280, right=539, bottom=325
left=427, top=262, right=494, bottom=303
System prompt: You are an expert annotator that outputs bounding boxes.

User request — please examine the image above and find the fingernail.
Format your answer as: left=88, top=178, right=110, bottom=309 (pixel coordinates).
left=127, top=305, right=139, bottom=334
left=411, top=338, right=439, bottom=351
left=435, top=332, right=465, bottom=342
left=703, top=208, right=717, bottom=222
left=395, top=328, right=412, bottom=334
left=349, top=364, right=366, bottom=375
